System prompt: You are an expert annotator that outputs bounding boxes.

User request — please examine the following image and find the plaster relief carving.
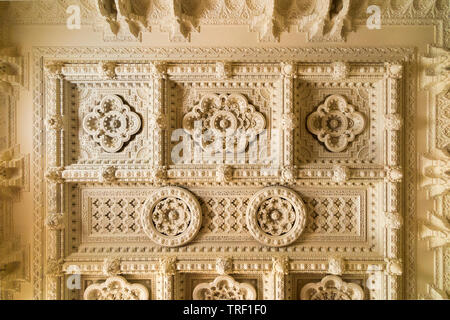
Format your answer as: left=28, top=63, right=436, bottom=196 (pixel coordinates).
left=182, top=93, right=266, bottom=153
left=300, top=275, right=364, bottom=300
left=82, top=94, right=141, bottom=153
left=193, top=275, right=256, bottom=300
left=246, top=186, right=306, bottom=247
left=83, top=276, right=149, bottom=300
left=140, top=187, right=202, bottom=247
left=306, top=94, right=366, bottom=152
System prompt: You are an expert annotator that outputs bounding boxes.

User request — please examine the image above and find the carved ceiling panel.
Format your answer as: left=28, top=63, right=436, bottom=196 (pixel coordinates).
left=33, top=48, right=413, bottom=301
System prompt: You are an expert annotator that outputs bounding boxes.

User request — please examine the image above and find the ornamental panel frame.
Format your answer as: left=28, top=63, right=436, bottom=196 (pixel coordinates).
left=33, top=46, right=416, bottom=300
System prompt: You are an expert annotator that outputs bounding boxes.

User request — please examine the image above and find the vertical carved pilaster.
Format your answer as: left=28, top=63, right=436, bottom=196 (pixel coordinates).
left=151, top=62, right=167, bottom=169
left=44, top=61, right=66, bottom=300
left=156, top=257, right=176, bottom=300
left=280, top=62, right=296, bottom=169
left=272, top=257, right=289, bottom=300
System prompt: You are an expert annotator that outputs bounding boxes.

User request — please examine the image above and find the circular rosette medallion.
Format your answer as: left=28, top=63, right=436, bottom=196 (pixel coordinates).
left=246, top=186, right=306, bottom=247
left=140, top=187, right=202, bottom=247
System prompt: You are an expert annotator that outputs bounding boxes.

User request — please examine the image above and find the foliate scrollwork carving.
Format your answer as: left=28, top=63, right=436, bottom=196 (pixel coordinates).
left=45, top=212, right=64, bottom=230
left=301, top=275, right=364, bottom=300
left=272, top=256, right=289, bottom=275
left=140, top=187, right=202, bottom=247
left=193, top=275, right=256, bottom=300
left=45, top=167, right=64, bottom=183
left=82, top=94, right=141, bottom=153
left=44, top=61, right=65, bottom=78
left=102, top=257, right=121, bottom=276
left=182, top=93, right=266, bottom=153
left=216, top=257, right=232, bottom=275
left=306, top=95, right=365, bottom=152
left=83, top=276, right=149, bottom=300
left=332, top=165, right=350, bottom=183
left=328, top=256, right=345, bottom=275
left=331, top=61, right=349, bottom=80
left=215, top=61, right=232, bottom=79
left=384, top=113, right=403, bottom=131
left=99, top=166, right=116, bottom=183
left=159, top=257, right=176, bottom=276
left=216, top=165, right=233, bottom=183
left=98, top=61, right=117, bottom=79
left=246, top=186, right=306, bottom=247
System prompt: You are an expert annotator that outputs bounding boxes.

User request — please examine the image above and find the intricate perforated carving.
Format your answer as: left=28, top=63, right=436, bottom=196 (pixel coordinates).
left=300, top=275, right=364, bottom=300
left=193, top=275, right=256, bottom=300
left=182, top=93, right=266, bottom=153
left=83, top=276, right=148, bottom=300
left=82, top=94, right=141, bottom=153
left=140, top=187, right=202, bottom=247
left=246, top=187, right=306, bottom=247
left=306, top=94, right=366, bottom=152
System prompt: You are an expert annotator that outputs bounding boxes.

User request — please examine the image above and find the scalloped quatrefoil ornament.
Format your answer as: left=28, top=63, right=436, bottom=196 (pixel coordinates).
left=182, top=93, right=266, bottom=154
left=306, top=95, right=366, bottom=152
left=82, top=94, right=141, bottom=153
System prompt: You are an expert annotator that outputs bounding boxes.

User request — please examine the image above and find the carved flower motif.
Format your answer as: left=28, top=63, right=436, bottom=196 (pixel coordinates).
left=306, top=95, right=366, bottom=152
left=328, top=256, right=345, bottom=275
left=384, top=113, right=402, bottom=131
left=385, top=166, right=403, bottom=183
left=45, top=114, right=64, bottom=130
left=99, top=166, right=116, bottom=183
left=103, top=258, right=121, bottom=276
left=182, top=93, right=266, bottom=153
left=216, top=165, right=233, bottom=183
left=332, top=165, right=350, bottom=183
left=385, top=62, right=403, bottom=79
left=331, top=61, right=349, bottom=80
left=280, top=62, right=296, bottom=78
left=385, top=211, right=403, bottom=229
left=258, top=197, right=296, bottom=236
left=246, top=186, right=307, bottom=247
left=82, top=94, right=141, bottom=153
left=216, top=257, right=232, bottom=275
left=385, top=258, right=403, bottom=276
left=281, top=113, right=297, bottom=131
left=281, top=166, right=296, bottom=184
left=148, top=113, right=167, bottom=130
left=98, top=61, right=117, bottom=79
left=45, top=167, right=64, bottom=183
left=272, top=257, right=289, bottom=275
left=84, top=276, right=149, bottom=300
left=193, top=275, right=256, bottom=300
left=301, top=275, right=364, bottom=300
left=215, top=61, right=232, bottom=79
left=45, top=212, right=64, bottom=230
left=159, top=257, right=176, bottom=276
left=140, top=187, right=202, bottom=247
